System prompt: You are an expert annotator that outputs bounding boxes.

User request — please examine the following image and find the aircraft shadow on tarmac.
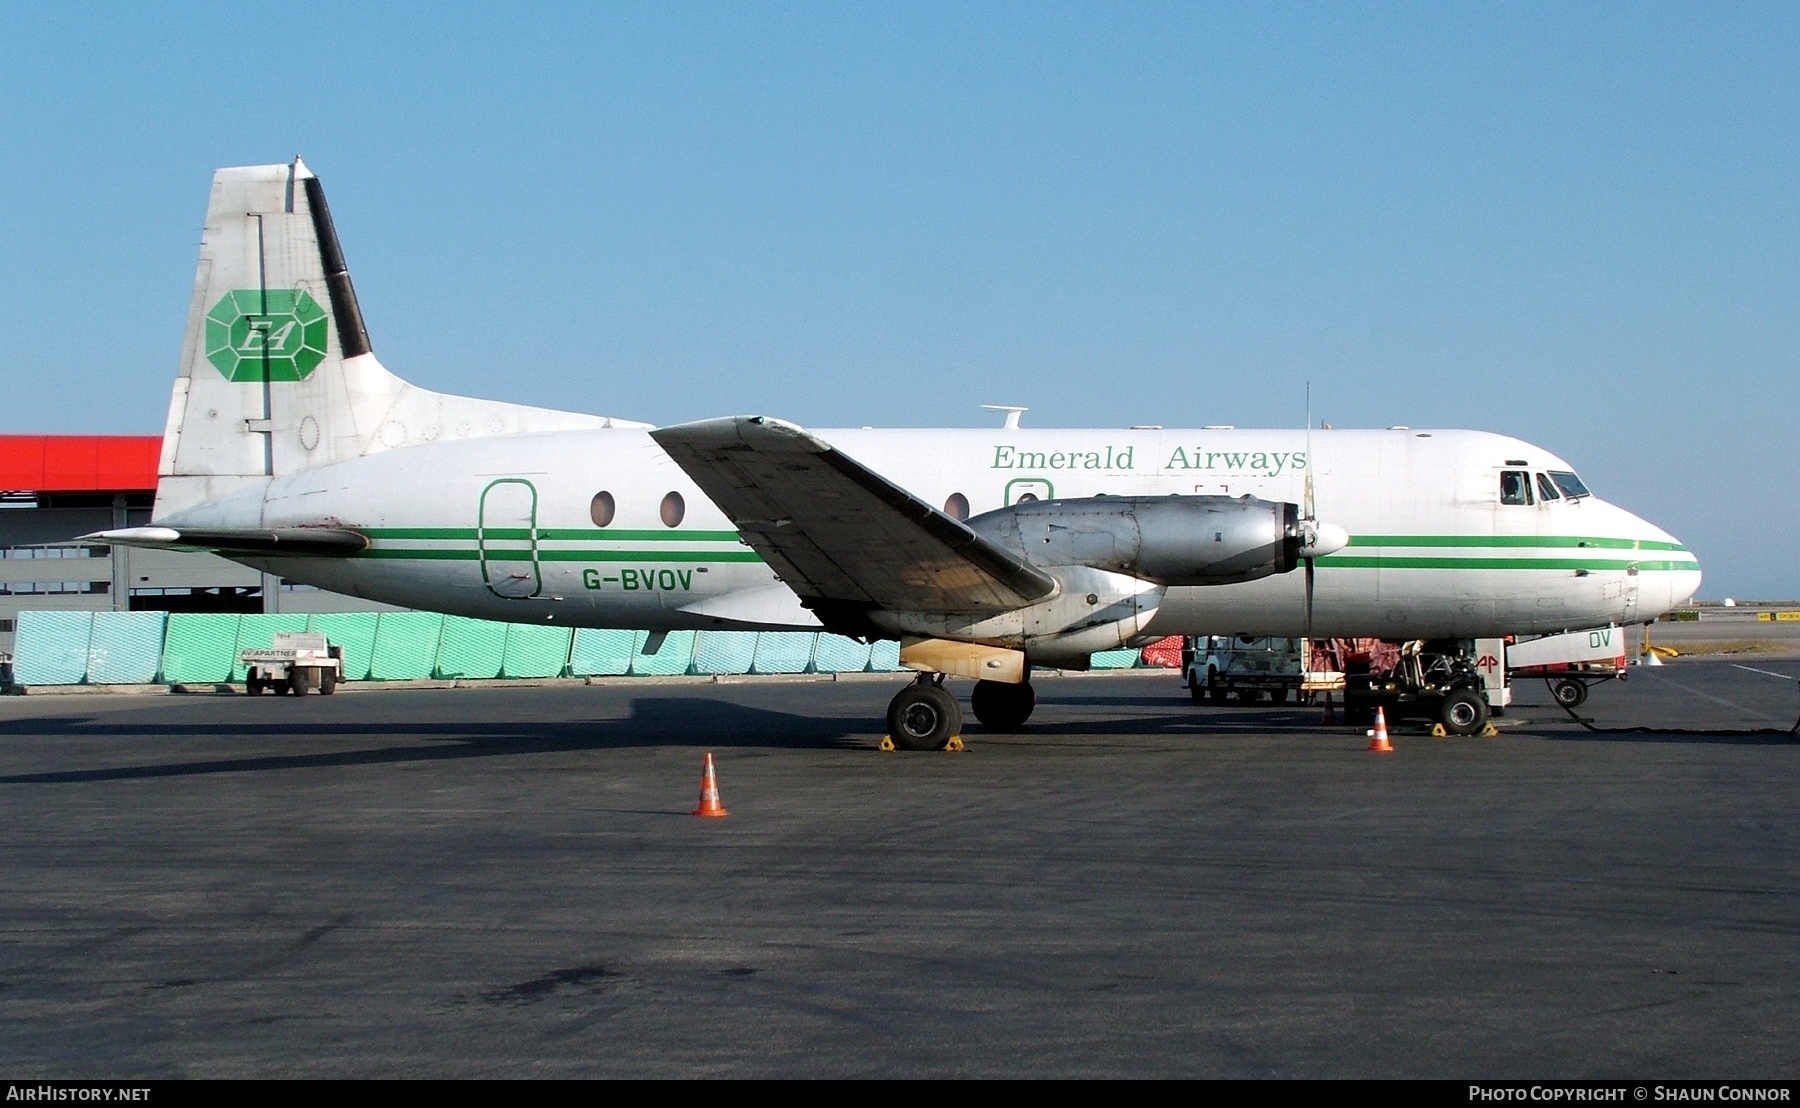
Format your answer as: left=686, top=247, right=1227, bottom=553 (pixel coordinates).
left=0, top=698, right=876, bottom=785
left=2, top=686, right=1794, bottom=787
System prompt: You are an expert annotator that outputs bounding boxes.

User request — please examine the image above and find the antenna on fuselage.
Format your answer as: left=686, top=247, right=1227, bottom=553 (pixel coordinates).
left=982, top=405, right=1027, bottom=430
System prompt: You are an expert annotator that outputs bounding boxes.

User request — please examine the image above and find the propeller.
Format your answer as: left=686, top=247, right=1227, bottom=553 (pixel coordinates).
left=1296, top=385, right=1348, bottom=639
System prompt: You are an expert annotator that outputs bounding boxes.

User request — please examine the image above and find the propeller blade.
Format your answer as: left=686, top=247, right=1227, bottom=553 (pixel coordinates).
left=1304, top=556, right=1315, bottom=640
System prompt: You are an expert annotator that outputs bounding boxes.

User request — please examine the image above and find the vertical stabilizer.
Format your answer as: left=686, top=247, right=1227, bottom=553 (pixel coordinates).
left=156, top=158, right=647, bottom=519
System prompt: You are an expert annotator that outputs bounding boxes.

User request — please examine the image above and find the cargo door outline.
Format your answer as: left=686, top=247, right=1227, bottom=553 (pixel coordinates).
left=479, top=478, right=542, bottom=599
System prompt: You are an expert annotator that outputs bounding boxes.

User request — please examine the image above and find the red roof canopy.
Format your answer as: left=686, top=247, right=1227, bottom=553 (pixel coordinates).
left=0, top=436, right=162, bottom=494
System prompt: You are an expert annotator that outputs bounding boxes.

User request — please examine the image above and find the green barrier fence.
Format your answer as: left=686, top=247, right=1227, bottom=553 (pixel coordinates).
left=368, top=612, right=445, bottom=680
left=434, top=615, right=508, bottom=679
left=752, top=631, right=816, bottom=674
left=9, top=610, right=1171, bottom=686
left=812, top=634, right=872, bottom=673
left=160, top=614, right=245, bottom=684
left=502, top=624, right=574, bottom=678
left=307, top=613, right=380, bottom=681
left=568, top=628, right=636, bottom=676
left=85, top=611, right=168, bottom=685
left=12, top=611, right=95, bottom=686
left=691, top=630, right=757, bottom=675
left=628, top=630, right=697, bottom=676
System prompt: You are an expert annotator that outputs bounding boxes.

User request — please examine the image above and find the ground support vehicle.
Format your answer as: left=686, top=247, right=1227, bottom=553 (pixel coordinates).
left=1183, top=635, right=1304, bottom=704
left=1189, top=625, right=1631, bottom=735
left=240, top=631, right=343, bottom=696
left=1505, top=625, right=1630, bottom=709
left=1341, top=639, right=1498, bottom=735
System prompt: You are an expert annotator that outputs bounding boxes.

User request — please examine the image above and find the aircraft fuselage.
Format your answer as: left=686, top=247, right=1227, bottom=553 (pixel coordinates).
left=166, top=424, right=1700, bottom=642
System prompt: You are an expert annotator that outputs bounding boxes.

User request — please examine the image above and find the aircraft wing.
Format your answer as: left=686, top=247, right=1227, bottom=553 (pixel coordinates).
left=76, top=526, right=369, bottom=557
left=652, top=416, right=1056, bottom=630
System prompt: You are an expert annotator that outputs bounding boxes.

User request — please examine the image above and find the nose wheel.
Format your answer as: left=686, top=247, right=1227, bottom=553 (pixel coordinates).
left=884, top=676, right=963, bottom=751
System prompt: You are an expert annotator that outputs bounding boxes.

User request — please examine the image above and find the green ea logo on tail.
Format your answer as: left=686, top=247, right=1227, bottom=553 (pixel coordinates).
left=205, top=289, right=329, bottom=382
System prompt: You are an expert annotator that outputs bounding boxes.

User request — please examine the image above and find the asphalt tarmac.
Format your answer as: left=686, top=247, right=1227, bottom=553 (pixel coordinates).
left=3, top=661, right=1798, bottom=1078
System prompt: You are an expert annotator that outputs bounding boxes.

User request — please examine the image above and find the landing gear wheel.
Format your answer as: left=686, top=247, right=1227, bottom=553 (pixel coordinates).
left=288, top=667, right=313, bottom=697
left=971, top=679, right=1036, bottom=731
left=886, top=683, right=962, bottom=750
left=1552, top=678, right=1587, bottom=708
left=1439, top=688, right=1489, bottom=736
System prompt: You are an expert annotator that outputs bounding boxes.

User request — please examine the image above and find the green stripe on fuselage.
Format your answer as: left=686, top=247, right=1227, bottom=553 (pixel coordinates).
left=357, top=547, right=764, bottom=563
left=1318, top=555, right=1698, bottom=571
left=361, top=526, right=743, bottom=543
left=1348, top=534, right=1687, bottom=552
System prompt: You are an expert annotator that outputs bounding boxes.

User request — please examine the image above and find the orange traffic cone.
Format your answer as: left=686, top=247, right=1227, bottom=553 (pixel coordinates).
left=692, top=752, right=729, bottom=817
left=1367, top=706, right=1394, bottom=753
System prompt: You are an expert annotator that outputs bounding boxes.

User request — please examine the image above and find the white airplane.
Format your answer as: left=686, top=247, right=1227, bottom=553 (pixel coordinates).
left=89, top=159, right=1702, bottom=747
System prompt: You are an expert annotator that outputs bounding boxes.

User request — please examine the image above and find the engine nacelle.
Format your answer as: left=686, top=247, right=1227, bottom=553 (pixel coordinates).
left=966, top=494, right=1302, bottom=587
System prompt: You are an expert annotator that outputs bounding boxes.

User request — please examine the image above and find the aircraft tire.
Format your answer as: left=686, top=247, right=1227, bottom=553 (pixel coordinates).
left=1552, top=678, right=1587, bottom=708
left=886, top=684, right=962, bottom=751
left=1439, top=688, right=1489, bottom=736
left=971, top=679, right=1035, bottom=731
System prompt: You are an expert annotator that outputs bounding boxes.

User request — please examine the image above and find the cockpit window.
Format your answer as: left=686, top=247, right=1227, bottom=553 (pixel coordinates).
left=1549, top=471, right=1590, bottom=500
left=1536, top=473, right=1561, bottom=502
left=1500, top=470, right=1533, bottom=506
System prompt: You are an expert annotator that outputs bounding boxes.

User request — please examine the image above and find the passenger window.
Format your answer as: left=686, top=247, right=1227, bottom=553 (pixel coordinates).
left=660, top=491, right=686, bottom=527
left=943, top=492, right=970, bottom=520
left=590, top=490, right=616, bottom=527
left=1535, top=473, right=1560, bottom=502
left=1500, top=470, right=1533, bottom=506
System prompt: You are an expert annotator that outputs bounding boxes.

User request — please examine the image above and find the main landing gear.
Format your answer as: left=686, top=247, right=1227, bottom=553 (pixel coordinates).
left=885, top=675, right=962, bottom=751
left=970, top=678, right=1036, bottom=732
left=883, top=675, right=1039, bottom=750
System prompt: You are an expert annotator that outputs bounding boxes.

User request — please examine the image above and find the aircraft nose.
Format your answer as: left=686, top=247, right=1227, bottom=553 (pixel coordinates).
left=1628, top=510, right=1702, bottom=613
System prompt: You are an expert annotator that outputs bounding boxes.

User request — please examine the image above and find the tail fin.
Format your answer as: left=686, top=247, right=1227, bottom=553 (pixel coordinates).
left=156, top=157, right=647, bottom=518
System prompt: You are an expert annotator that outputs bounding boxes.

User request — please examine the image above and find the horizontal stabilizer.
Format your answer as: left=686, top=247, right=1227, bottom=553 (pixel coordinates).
left=79, top=526, right=369, bottom=557
left=652, top=416, right=1057, bottom=630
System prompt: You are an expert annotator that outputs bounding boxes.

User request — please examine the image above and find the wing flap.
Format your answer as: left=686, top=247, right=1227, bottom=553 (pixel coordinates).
left=651, top=417, right=1055, bottom=619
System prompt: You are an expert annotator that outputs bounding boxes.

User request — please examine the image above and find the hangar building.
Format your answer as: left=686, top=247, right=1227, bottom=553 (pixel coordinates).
left=0, top=435, right=391, bottom=657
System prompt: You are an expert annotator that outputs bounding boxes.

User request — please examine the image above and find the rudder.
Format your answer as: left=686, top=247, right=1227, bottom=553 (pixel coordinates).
left=156, top=158, right=644, bottom=520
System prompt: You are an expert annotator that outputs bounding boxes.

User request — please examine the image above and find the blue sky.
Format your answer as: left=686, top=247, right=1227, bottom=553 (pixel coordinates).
left=2, top=3, right=1795, bottom=598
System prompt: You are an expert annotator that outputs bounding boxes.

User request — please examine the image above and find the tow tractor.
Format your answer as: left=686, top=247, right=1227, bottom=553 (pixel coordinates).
left=1276, top=626, right=1630, bottom=736
left=240, top=631, right=343, bottom=696
left=1339, top=639, right=1497, bottom=735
